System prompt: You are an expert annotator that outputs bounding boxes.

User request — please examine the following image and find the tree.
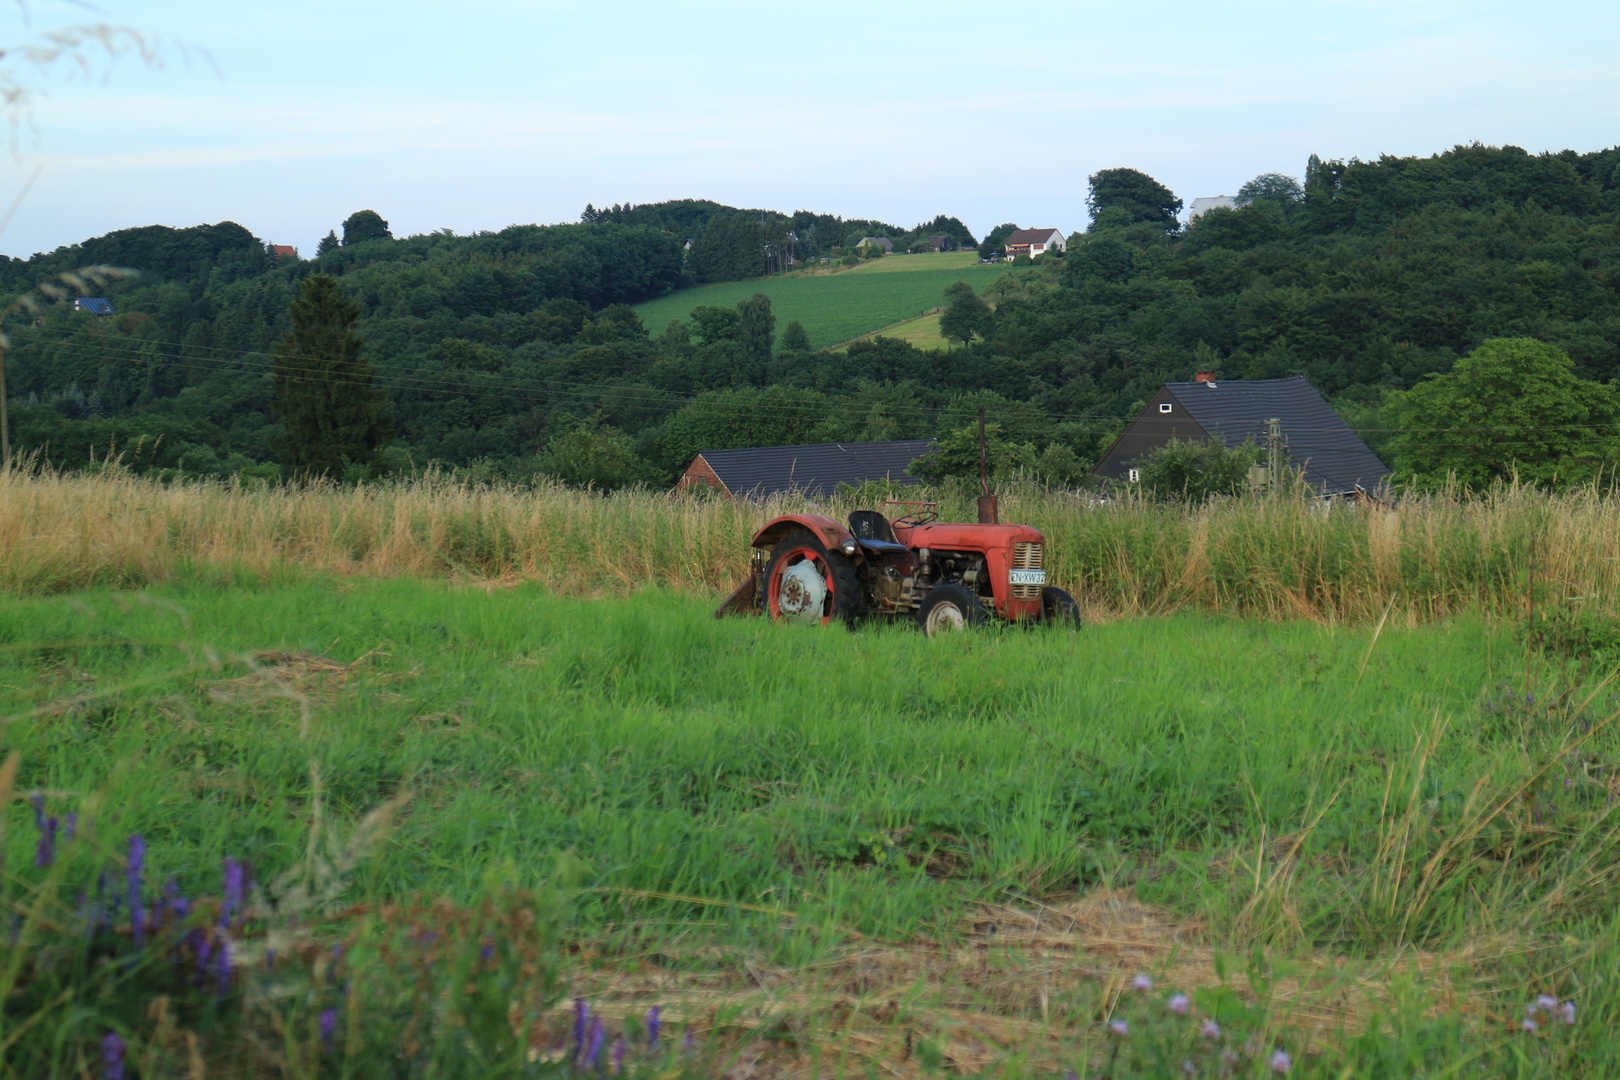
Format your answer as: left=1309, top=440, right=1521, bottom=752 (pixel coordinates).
left=1086, top=168, right=1182, bottom=230
left=535, top=423, right=645, bottom=490
left=315, top=230, right=340, bottom=257
left=978, top=223, right=1018, bottom=260
left=1128, top=439, right=1263, bottom=502
left=779, top=320, right=811, bottom=352
left=939, top=281, right=992, bottom=345
left=907, top=422, right=1037, bottom=483
left=271, top=276, right=392, bottom=478
left=736, top=293, right=775, bottom=363
left=341, top=210, right=392, bottom=246
left=1235, top=172, right=1303, bottom=206
left=688, top=305, right=740, bottom=345
left=1384, top=338, right=1620, bottom=489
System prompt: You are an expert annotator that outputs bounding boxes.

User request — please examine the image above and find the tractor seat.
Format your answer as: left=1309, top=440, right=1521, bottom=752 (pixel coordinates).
left=848, top=509, right=898, bottom=544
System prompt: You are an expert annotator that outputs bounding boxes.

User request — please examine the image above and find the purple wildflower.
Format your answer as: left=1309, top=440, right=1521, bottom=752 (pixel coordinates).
left=126, top=835, right=146, bottom=945
left=265, top=947, right=275, bottom=969
left=1270, top=1049, right=1292, bottom=1074
left=1067, top=1072, right=1078, bottom=1080
left=480, top=936, right=495, bottom=962
left=1182, top=1062, right=1195, bottom=1077
left=1201, top=1019, right=1221, bottom=1040
left=1168, top=993, right=1190, bottom=1016
left=101, top=1032, right=126, bottom=1080
left=63, top=813, right=76, bottom=840
left=573, top=999, right=590, bottom=1064
left=221, top=858, right=244, bottom=928
left=611, top=1036, right=626, bottom=1075
left=683, top=1030, right=696, bottom=1053
left=190, top=929, right=212, bottom=981
left=35, top=813, right=58, bottom=868
left=586, top=1016, right=606, bottom=1071
left=1536, top=994, right=1558, bottom=1011
left=1109, top=1019, right=1129, bottom=1037
left=32, top=795, right=60, bottom=868
left=646, top=1005, right=661, bottom=1049
left=1561, top=1001, right=1576, bottom=1025
left=213, top=937, right=233, bottom=994
left=1132, top=973, right=1153, bottom=992
left=320, top=1008, right=338, bottom=1051
left=1522, top=1018, right=1538, bottom=1033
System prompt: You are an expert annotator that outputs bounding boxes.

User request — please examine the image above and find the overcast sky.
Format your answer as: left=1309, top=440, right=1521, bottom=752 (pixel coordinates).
left=5, top=0, right=1618, bottom=258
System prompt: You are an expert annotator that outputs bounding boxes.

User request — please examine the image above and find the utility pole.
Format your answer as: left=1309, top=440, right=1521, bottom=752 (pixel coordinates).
left=0, top=336, right=9, bottom=472
left=977, top=405, right=998, bottom=523
left=1266, top=417, right=1283, bottom=495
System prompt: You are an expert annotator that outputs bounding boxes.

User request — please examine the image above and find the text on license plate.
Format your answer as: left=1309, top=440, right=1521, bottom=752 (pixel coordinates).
left=1009, top=569, right=1046, bottom=585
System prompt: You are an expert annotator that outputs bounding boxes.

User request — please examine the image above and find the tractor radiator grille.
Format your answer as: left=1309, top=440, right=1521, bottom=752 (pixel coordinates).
left=1011, top=542, right=1043, bottom=600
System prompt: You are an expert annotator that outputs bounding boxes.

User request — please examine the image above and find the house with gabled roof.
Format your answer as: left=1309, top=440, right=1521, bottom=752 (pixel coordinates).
left=74, top=297, right=115, bottom=316
left=1002, top=228, right=1065, bottom=260
left=854, top=236, right=893, bottom=254
left=1187, top=196, right=1238, bottom=222
left=677, top=439, right=933, bottom=499
left=1091, top=375, right=1390, bottom=495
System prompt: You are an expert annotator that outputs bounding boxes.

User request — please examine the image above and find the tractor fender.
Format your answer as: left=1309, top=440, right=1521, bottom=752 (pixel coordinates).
left=751, top=513, right=852, bottom=552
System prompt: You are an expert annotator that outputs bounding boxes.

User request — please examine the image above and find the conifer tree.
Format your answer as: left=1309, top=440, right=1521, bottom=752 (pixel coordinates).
left=315, top=230, right=340, bottom=257
left=271, top=275, right=391, bottom=479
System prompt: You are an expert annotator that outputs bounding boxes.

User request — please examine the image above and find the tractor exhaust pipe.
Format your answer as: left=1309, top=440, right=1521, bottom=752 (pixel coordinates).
left=976, top=405, right=998, bottom=524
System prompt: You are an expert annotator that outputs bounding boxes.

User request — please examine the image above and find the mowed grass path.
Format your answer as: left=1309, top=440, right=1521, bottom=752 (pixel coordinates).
left=632, top=252, right=1004, bottom=349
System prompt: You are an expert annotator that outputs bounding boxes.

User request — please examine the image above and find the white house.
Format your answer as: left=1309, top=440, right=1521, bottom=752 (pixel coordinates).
left=1187, top=196, right=1238, bottom=222
left=1002, top=228, right=1065, bottom=260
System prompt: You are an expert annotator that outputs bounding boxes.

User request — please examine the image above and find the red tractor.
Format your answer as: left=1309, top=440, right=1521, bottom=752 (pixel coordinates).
left=715, top=501, right=1080, bottom=635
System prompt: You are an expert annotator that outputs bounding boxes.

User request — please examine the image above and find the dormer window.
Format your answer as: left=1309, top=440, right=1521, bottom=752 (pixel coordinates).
left=1128, top=468, right=1141, bottom=483
left=1159, top=403, right=1173, bottom=413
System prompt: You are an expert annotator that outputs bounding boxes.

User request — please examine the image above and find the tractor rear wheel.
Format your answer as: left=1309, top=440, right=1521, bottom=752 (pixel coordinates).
left=916, top=583, right=986, bottom=637
left=1040, top=586, right=1082, bottom=629
left=764, top=529, right=861, bottom=627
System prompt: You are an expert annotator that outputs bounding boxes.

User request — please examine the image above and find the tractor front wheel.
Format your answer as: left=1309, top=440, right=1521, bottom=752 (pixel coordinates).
left=1040, top=586, right=1082, bottom=629
left=916, top=583, right=986, bottom=637
left=764, top=529, right=861, bottom=627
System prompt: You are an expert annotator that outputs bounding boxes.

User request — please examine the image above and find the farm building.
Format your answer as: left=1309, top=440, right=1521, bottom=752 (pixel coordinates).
left=854, top=236, right=894, bottom=253
left=1002, top=228, right=1066, bottom=259
left=1187, top=195, right=1238, bottom=222
left=676, top=439, right=934, bottom=499
left=73, top=297, right=115, bottom=316
left=1091, top=375, right=1391, bottom=495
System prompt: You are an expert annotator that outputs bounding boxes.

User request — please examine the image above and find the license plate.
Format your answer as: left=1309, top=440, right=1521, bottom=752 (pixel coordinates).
left=1009, top=569, right=1046, bottom=585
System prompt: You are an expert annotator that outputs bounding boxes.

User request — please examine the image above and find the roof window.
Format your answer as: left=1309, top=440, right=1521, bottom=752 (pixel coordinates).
left=1159, top=403, right=1173, bottom=413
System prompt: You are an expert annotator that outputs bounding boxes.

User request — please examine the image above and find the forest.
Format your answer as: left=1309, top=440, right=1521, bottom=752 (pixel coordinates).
left=2, top=141, right=1618, bottom=488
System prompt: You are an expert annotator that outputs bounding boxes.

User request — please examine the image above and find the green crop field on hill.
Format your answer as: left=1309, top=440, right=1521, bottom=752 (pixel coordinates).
left=632, top=252, right=1007, bottom=349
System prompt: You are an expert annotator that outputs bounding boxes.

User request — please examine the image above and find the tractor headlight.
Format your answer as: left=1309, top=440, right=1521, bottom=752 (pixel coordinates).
left=840, top=537, right=859, bottom=556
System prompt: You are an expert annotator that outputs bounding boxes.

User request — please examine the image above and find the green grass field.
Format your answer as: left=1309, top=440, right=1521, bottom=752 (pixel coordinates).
left=5, top=577, right=1618, bottom=1076
left=633, top=252, right=1005, bottom=349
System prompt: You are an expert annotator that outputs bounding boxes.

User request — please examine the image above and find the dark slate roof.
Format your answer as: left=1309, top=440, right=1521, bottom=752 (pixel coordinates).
left=1003, top=228, right=1063, bottom=245
left=698, top=439, right=934, bottom=500
left=1166, top=376, right=1390, bottom=494
left=75, top=297, right=115, bottom=315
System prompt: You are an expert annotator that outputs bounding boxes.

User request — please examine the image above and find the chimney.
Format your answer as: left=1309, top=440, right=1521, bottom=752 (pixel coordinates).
left=1195, top=371, right=1218, bottom=384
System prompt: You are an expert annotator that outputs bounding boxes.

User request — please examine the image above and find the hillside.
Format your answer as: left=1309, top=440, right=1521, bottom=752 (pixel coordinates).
left=3, top=142, right=1618, bottom=489
left=632, top=252, right=1002, bottom=349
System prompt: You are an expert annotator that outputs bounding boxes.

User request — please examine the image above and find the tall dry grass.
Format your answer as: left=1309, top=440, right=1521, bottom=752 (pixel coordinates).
left=3, top=468, right=1619, bottom=620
